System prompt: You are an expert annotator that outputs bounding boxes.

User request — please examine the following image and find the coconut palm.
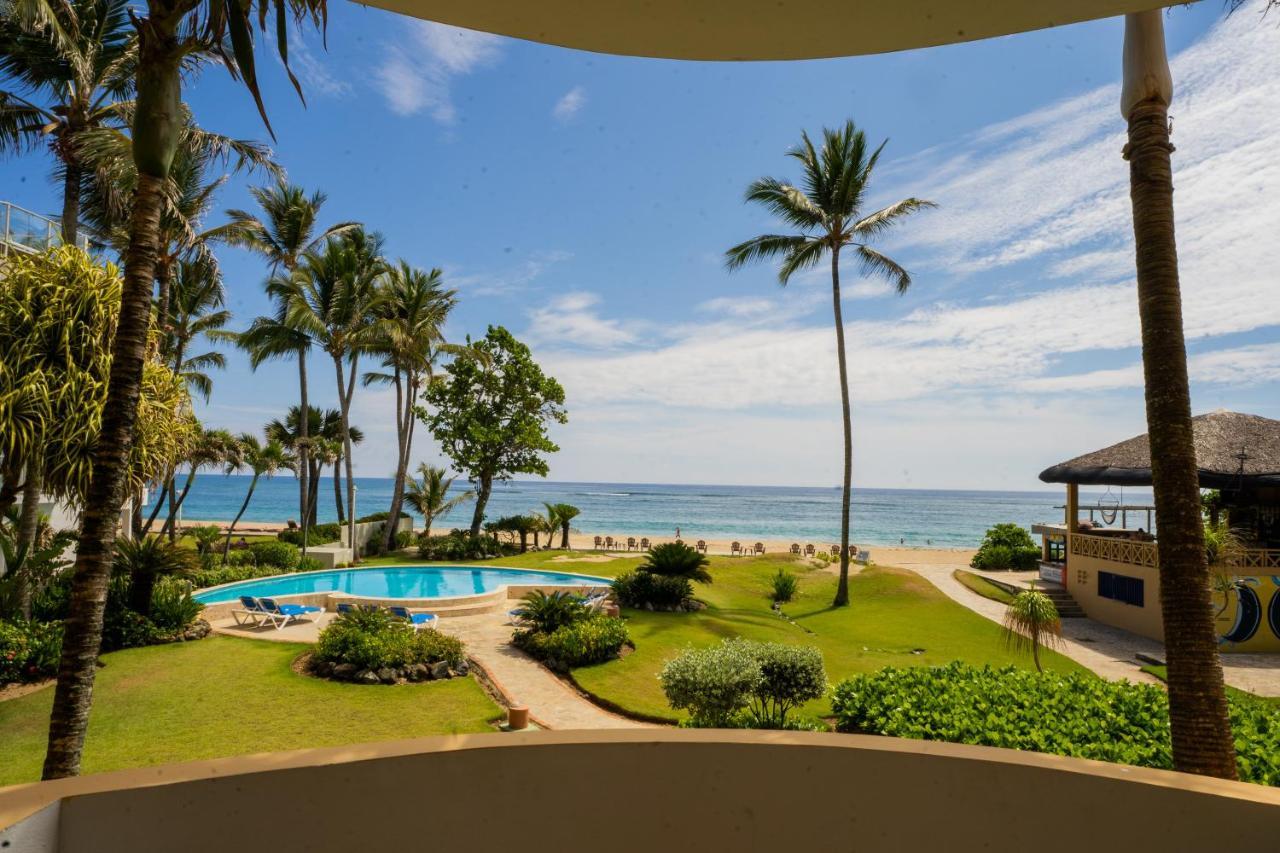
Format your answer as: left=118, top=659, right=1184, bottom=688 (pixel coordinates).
left=1001, top=589, right=1062, bottom=674
left=404, top=464, right=472, bottom=540
left=280, top=230, right=385, bottom=553
left=228, top=180, right=358, bottom=555
left=263, top=406, right=362, bottom=526
left=220, top=434, right=293, bottom=565
left=38, top=0, right=323, bottom=780
left=138, top=426, right=236, bottom=540
left=545, top=502, right=580, bottom=549
left=162, top=256, right=231, bottom=401
left=0, top=0, right=133, bottom=241
left=364, top=261, right=457, bottom=551
left=1120, top=11, right=1235, bottom=779
left=726, top=120, right=934, bottom=607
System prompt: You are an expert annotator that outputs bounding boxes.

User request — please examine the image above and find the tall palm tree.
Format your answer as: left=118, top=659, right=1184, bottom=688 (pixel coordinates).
left=220, top=434, right=293, bottom=565
left=726, top=120, right=934, bottom=606
left=263, top=406, right=362, bottom=527
left=281, top=230, right=385, bottom=555
left=0, top=0, right=134, bottom=241
left=404, top=465, right=472, bottom=540
left=36, top=0, right=324, bottom=780
left=545, top=502, right=580, bottom=549
left=1120, top=11, right=1235, bottom=779
left=138, top=426, right=236, bottom=539
left=228, top=180, right=357, bottom=558
left=162, top=256, right=231, bottom=402
left=365, top=261, right=457, bottom=551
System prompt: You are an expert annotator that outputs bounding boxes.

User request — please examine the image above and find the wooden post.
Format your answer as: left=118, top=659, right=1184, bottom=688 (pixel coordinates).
left=1066, top=484, right=1079, bottom=534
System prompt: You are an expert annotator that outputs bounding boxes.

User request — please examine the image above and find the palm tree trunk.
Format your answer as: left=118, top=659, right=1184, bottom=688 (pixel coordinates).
left=385, top=369, right=408, bottom=552
left=1122, top=10, right=1235, bottom=781
left=469, top=475, right=492, bottom=539
left=333, top=457, right=345, bottom=524
left=141, top=470, right=172, bottom=535
left=161, top=466, right=199, bottom=537
left=60, top=159, right=82, bottom=246
left=221, top=477, right=259, bottom=565
left=16, top=458, right=44, bottom=620
left=385, top=373, right=418, bottom=552
left=298, top=350, right=309, bottom=559
left=561, top=521, right=571, bottom=550
left=830, top=246, right=852, bottom=607
left=0, top=455, right=23, bottom=519
left=154, top=257, right=173, bottom=334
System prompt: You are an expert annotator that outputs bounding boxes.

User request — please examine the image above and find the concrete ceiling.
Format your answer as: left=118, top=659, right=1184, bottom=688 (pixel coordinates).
left=353, top=0, right=1179, bottom=60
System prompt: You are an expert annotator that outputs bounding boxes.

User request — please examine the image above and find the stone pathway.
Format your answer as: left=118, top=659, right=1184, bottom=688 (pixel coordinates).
left=880, top=555, right=1280, bottom=696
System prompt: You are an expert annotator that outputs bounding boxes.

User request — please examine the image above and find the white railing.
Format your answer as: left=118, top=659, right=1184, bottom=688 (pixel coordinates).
left=1, top=200, right=92, bottom=255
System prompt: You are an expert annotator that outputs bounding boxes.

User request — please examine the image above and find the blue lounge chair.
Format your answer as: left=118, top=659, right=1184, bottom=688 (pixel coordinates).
left=257, top=597, right=322, bottom=630
left=387, top=605, right=438, bottom=631
left=233, top=596, right=269, bottom=626
left=336, top=602, right=357, bottom=616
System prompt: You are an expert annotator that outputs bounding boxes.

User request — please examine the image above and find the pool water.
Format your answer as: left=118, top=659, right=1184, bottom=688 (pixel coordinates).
left=194, top=566, right=610, bottom=604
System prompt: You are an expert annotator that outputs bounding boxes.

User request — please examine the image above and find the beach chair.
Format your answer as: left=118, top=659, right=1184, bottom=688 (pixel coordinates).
left=605, top=536, right=615, bottom=550
left=639, top=537, right=650, bottom=550
left=627, top=537, right=637, bottom=551
left=730, top=541, right=742, bottom=556
left=336, top=602, right=356, bottom=616
left=256, top=597, right=322, bottom=630
left=804, top=544, right=815, bottom=557
left=233, top=596, right=268, bottom=626
left=580, top=591, right=610, bottom=614
left=388, top=605, right=438, bottom=632
left=696, top=540, right=707, bottom=553
left=830, top=545, right=841, bottom=557
left=790, top=543, right=801, bottom=555
left=753, top=542, right=765, bottom=555
left=593, top=535, right=603, bottom=549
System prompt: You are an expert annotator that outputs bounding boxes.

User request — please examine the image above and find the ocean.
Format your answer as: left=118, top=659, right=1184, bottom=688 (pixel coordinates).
left=143, top=476, right=1152, bottom=548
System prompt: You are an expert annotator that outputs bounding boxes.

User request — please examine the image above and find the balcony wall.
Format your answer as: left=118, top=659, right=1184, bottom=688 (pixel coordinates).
left=2, top=731, right=1278, bottom=852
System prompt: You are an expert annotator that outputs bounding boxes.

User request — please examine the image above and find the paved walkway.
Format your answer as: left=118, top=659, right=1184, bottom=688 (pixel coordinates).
left=879, top=555, right=1280, bottom=696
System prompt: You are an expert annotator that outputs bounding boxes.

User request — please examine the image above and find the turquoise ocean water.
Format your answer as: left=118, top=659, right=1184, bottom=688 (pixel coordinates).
left=145, top=476, right=1149, bottom=548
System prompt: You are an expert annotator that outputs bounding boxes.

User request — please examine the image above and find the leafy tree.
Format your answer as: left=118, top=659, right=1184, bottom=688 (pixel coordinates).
left=544, top=502, right=580, bottom=549
left=1002, top=589, right=1062, bottom=673
left=726, top=120, right=933, bottom=608
left=139, top=425, right=236, bottom=539
left=403, top=464, right=471, bottom=540
left=421, top=326, right=566, bottom=539
left=220, top=434, right=293, bottom=564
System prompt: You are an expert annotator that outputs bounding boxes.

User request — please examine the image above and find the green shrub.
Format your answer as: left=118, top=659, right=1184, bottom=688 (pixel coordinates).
left=189, top=525, right=223, bottom=555
left=296, top=556, right=324, bottom=573
left=612, top=570, right=693, bottom=609
left=641, top=542, right=711, bottom=583
left=315, top=609, right=465, bottom=671
left=660, top=640, right=763, bottom=727
left=770, top=569, right=798, bottom=603
left=278, top=522, right=342, bottom=546
left=0, top=619, right=63, bottom=685
left=512, top=590, right=587, bottom=633
left=512, top=614, right=629, bottom=667
left=395, top=530, right=413, bottom=549
left=248, top=540, right=300, bottom=570
left=355, top=511, right=411, bottom=524
left=417, top=530, right=510, bottom=560
left=747, top=643, right=826, bottom=728
left=149, top=578, right=204, bottom=634
left=971, top=524, right=1040, bottom=570
left=225, top=549, right=258, bottom=568
left=830, top=662, right=1280, bottom=785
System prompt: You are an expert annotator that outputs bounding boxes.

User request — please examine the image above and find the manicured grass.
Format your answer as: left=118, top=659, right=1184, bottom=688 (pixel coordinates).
left=1141, top=664, right=1280, bottom=707
left=0, top=636, right=502, bottom=787
left=952, top=569, right=1016, bottom=605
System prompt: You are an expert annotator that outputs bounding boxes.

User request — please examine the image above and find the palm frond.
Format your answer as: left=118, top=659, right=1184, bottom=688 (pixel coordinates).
left=854, top=244, right=913, bottom=295
left=850, top=197, right=937, bottom=241
left=724, top=233, right=810, bottom=273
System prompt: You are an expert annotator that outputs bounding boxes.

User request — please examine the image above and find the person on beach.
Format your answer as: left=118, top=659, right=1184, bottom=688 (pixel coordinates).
left=675, top=526, right=681, bottom=539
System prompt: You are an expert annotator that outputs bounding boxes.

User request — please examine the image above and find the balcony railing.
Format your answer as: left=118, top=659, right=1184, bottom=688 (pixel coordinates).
left=1068, top=531, right=1280, bottom=571
left=1, top=200, right=92, bottom=255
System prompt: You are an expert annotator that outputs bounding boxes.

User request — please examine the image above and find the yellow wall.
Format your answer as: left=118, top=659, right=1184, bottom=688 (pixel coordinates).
left=1067, top=551, right=1165, bottom=641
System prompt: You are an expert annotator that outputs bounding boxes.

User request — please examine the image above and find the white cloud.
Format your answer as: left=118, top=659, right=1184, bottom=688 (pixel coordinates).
left=375, top=22, right=503, bottom=122
left=285, top=35, right=350, bottom=98
left=527, top=292, right=640, bottom=349
left=449, top=249, right=572, bottom=297
left=552, top=85, right=586, bottom=121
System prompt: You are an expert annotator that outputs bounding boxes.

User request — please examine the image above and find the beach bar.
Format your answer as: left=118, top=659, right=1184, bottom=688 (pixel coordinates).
left=1036, top=411, right=1280, bottom=652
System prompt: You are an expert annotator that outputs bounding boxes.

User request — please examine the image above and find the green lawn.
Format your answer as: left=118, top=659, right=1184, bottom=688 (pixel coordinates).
left=378, top=548, right=1088, bottom=722
left=952, top=568, right=1016, bottom=605
left=0, top=636, right=502, bottom=787
left=1141, top=664, right=1280, bottom=707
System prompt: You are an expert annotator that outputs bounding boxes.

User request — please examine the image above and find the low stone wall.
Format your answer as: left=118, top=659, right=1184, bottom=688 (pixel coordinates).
left=3, top=731, right=1278, bottom=852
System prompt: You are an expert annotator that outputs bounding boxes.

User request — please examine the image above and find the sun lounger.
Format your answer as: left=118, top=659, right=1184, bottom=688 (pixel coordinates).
left=233, top=595, right=269, bottom=626
left=639, top=537, right=650, bottom=550
left=388, top=605, right=438, bottom=631
left=730, top=541, right=742, bottom=556
left=256, top=597, right=322, bottom=630
left=336, top=602, right=356, bottom=615
left=696, top=540, right=707, bottom=553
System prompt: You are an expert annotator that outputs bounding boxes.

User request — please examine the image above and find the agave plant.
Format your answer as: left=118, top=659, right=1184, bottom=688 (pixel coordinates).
left=640, top=542, right=712, bottom=584
left=1001, top=589, right=1062, bottom=673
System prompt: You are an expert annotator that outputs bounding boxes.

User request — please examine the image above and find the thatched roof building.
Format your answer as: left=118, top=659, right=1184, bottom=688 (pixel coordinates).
left=1039, top=411, right=1280, bottom=488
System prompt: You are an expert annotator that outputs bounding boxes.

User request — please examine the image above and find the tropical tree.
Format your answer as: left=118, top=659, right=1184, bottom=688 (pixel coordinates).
left=29, top=0, right=325, bottom=781
left=112, top=535, right=197, bottom=617
left=228, top=180, right=357, bottom=556
left=421, top=326, right=567, bottom=539
left=280, top=230, right=385, bottom=553
left=220, top=434, right=293, bottom=564
left=162, top=255, right=231, bottom=401
left=365, top=261, right=457, bottom=552
left=403, top=464, right=472, bottom=540
left=0, top=0, right=133, bottom=241
left=263, top=406, right=361, bottom=526
left=544, top=502, right=580, bottom=549
left=138, top=425, right=236, bottom=539
left=725, top=120, right=934, bottom=607
left=1001, top=589, right=1062, bottom=674
left=1120, top=10, right=1236, bottom=779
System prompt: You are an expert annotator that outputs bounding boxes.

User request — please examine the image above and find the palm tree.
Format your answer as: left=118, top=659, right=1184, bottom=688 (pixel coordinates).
left=163, top=256, right=231, bottom=402
left=1001, top=589, right=1062, bottom=674
left=114, top=535, right=198, bottom=617
left=1120, top=11, right=1235, bottom=779
left=545, top=502, right=580, bottom=549
left=281, top=230, right=385, bottom=555
left=263, top=406, right=362, bottom=527
left=228, top=180, right=357, bottom=558
left=726, top=120, right=934, bottom=607
left=0, top=0, right=133, bottom=241
left=220, top=434, right=293, bottom=565
left=404, top=465, right=472, bottom=540
left=365, top=261, right=457, bottom=551
left=36, top=0, right=323, bottom=780
left=138, top=425, right=236, bottom=538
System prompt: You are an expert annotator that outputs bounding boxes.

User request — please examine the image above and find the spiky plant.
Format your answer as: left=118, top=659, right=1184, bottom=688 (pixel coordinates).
left=641, top=542, right=712, bottom=585
left=1002, top=589, right=1062, bottom=674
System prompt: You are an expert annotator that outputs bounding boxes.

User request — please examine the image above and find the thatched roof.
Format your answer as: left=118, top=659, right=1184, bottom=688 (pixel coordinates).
left=1039, top=411, right=1280, bottom=488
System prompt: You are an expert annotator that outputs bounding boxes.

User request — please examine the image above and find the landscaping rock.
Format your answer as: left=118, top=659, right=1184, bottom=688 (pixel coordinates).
left=406, top=663, right=429, bottom=682
left=312, top=660, right=334, bottom=678
left=182, top=620, right=212, bottom=641
left=429, top=661, right=452, bottom=680
left=356, top=669, right=380, bottom=685
left=377, top=667, right=398, bottom=684
left=333, top=663, right=358, bottom=681
left=453, top=660, right=470, bottom=676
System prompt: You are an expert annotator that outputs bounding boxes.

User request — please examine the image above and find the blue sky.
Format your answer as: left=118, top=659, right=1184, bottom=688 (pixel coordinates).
left=3, top=0, right=1277, bottom=490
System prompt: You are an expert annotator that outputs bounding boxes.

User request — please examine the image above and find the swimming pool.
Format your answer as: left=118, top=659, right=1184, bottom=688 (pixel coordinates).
left=194, top=566, right=611, bottom=604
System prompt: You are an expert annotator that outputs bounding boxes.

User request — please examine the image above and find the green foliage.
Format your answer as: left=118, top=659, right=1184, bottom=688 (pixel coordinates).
left=354, top=511, right=411, bottom=524
left=952, top=570, right=1015, bottom=605
left=148, top=578, right=204, bottom=634
left=112, top=536, right=201, bottom=616
left=277, top=522, right=343, bottom=547
left=611, top=571, right=693, bottom=609
left=770, top=569, right=799, bottom=603
left=420, top=325, right=567, bottom=489
left=188, top=561, right=294, bottom=590
left=248, top=540, right=300, bottom=570
left=315, top=610, right=465, bottom=671
left=970, top=523, right=1038, bottom=570
left=660, top=639, right=826, bottom=729
left=0, top=523, right=75, bottom=620
left=1002, top=590, right=1061, bottom=672
left=512, top=590, right=587, bottom=634
left=190, top=525, right=224, bottom=555
left=416, top=530, right=511, bottom=561
left=830, top=662, right=1280, bottom=785
left=512, top=614, right=629, bottom=667
left=1203, top=521, right=1244, bottom=567
left=0, top=619, right=63, bottom=685
left=641, top=542, right=712, bottom=583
